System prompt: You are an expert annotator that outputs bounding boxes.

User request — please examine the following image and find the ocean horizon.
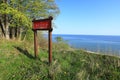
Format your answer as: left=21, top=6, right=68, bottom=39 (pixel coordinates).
left=52, top=34, right=120, bottom=56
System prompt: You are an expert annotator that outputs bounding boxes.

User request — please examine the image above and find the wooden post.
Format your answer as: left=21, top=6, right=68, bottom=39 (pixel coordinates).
left=34, top=30, right=38, bottom=58
left=48, top=30, right=52, bottom=64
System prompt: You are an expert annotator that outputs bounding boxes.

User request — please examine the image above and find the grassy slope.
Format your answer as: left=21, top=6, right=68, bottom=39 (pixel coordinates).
left=0, top=40, right=120, bottom=80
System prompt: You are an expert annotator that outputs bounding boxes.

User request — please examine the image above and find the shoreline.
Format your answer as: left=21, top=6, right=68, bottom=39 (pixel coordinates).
left=85, top=49, right=120, bottom=58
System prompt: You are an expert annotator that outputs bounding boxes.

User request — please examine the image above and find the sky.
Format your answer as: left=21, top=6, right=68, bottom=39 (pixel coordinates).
left=53, top=0, right=120, bottom=35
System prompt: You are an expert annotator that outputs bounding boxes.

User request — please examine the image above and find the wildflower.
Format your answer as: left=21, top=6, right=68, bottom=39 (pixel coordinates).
left=64, top=71, right=66, bottom=74
left=12, top=75, right=15, bottom=77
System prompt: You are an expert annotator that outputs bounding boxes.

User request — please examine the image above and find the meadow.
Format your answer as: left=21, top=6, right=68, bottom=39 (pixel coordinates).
left=0, top=39, right=120, bottom=80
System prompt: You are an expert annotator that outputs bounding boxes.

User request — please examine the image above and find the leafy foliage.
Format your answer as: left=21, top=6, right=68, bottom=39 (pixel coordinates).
left=53, top=36, right=72, bottom=51
left=0, top=0, right=59, bottom=40
left=0, top=3, right=31, bottom=27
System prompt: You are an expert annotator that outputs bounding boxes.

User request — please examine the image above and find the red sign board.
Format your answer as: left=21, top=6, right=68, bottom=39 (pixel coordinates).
left=32, top=16, right=53, bottom=30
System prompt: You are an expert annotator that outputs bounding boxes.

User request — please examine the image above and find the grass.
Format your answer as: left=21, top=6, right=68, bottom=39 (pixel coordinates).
left=0, top=40, right=120, bottom=80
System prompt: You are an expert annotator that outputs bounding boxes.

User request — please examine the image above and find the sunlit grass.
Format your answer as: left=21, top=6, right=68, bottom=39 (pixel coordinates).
left=0, top=40, right=120, bottom=80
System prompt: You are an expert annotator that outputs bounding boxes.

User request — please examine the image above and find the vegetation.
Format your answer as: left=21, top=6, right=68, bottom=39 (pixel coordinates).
left=0, top=0, right=59, bottom=40
left=0, top=40, right=120, bottom=80
left=53, top=36, right=73, bottom=51
left=0, top=1, right=120, bottom=80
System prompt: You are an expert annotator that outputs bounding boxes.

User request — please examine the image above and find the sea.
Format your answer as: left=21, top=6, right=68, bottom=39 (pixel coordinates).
left=52, top=34, right=120, bottom=56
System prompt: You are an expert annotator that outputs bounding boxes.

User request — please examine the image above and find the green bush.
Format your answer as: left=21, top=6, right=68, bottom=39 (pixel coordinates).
left=53, top=36, right=72, bottom=51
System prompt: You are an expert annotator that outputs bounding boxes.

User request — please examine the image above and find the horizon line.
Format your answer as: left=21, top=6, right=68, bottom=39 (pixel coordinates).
left=52, top=33, right=120, bottom=36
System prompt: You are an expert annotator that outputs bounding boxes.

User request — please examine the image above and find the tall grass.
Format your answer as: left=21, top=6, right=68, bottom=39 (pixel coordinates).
left=0, top=40, right=120, bottom=80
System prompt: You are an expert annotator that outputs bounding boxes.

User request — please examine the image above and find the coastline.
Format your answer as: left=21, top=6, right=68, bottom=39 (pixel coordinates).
left=52, top=34, right=120, bottom=57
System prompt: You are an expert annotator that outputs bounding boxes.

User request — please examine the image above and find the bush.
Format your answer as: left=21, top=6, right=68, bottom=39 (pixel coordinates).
left=53, top=36, right=72, bottom=51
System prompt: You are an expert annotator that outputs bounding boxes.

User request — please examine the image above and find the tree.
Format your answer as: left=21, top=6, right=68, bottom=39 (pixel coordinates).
left=55, top=36, right=64, bottom=43
left=0, top=0, right=59, bottom=40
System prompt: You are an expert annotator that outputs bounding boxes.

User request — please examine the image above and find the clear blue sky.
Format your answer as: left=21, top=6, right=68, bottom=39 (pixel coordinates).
left=53, top=0, right=120, bottom=35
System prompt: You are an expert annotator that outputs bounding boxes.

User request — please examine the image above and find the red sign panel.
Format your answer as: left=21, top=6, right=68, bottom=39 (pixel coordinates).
left=33, top=20, right=50, bottom=30
left=32, top=17, right=53, bottom=30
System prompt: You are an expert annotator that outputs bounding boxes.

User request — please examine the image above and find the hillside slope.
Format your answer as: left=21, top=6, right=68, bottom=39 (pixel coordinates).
left=0, top=40, right=120, bottom=80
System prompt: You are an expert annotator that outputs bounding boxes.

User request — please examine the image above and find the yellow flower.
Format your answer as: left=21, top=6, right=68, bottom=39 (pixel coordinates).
left=64, top=72, right=66, bottom=74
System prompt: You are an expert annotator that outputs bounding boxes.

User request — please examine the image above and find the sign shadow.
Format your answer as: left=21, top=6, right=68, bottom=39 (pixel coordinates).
left=14, top=46, right=35, bottom=59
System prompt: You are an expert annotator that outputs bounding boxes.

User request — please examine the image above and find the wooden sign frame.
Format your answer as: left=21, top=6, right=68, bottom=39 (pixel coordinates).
left=32, top=16, right=53, bottom=30
left=32, top=16, right=53, bottom=64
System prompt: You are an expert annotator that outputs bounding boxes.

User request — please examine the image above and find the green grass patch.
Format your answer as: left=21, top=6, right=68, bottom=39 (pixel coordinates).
left=0, top=40, right=120, bottom=80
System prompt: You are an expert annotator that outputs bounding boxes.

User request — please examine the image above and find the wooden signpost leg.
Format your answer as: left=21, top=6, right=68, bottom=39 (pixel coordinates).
left=34, top=30, right=38, bottom=58
left=48, top=30, right=52, bottom=64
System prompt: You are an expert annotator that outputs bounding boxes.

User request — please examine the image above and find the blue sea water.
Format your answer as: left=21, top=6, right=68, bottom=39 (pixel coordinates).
left=52, top=34, right=120, bottom=56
